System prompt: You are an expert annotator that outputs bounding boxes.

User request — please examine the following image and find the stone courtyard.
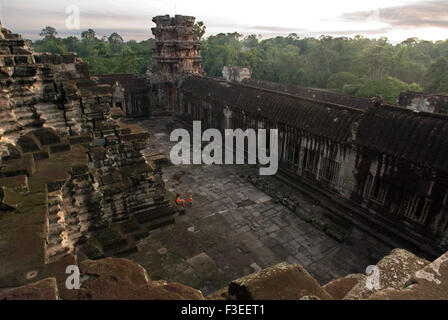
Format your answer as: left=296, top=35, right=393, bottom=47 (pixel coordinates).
left=125, top=117, right=389, bottom=296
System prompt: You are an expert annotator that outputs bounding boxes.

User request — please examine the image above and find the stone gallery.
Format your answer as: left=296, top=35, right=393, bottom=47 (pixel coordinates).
left=0, top=14, right=448, bottom=301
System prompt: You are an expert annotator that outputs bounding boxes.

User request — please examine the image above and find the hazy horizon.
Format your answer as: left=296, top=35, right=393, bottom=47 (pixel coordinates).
left=1, top=0, right=448, bottom=43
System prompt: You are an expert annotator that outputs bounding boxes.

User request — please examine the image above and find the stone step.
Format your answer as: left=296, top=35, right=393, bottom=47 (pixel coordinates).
left=128, top=198, right=170, bottom=213
left=130, top=201, right=171, bottom=217
left=144, top=214, right=175, bottom=232
left=134, top=205, right=177, bottom=224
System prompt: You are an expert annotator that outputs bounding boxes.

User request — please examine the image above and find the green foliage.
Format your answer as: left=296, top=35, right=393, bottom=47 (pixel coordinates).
left=327, top=72, right=358, bottom=91
left=108, top=32, right=125, bottom=54
left=355, top=77, right=422, bottom=104
left=31, top=26, right=448, bottom=101
left=201, top=33, right=446, bottom=100
left=31, top=27, right=152, bottom=76
left=81, top=29, right=96, bottom=42
left=425, top=57, right=448, bottom=92
left=342, top=84, right=361, bottom=96
left=117, top=46, right=138, bottom=74
left=39, top=26, right=57, bottom=40
left=437, top=74, right=448, bottom=93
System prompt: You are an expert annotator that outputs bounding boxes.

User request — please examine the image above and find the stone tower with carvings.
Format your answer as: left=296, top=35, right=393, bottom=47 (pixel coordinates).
left=151, top=15, right=204, bottom=80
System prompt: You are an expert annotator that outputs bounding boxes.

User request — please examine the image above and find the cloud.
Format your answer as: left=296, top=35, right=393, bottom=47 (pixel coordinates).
left=3, top=0, right=448, bottom=42
left=249, top=26, right=306, bottom=33
left=342, top=0, right=448, bottom=29
left=1, top=3, right=156, bottom=40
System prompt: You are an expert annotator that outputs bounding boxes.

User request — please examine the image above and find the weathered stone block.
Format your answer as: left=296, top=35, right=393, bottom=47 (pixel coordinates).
left=49, top=143, right=71, bottom=154
left=344, top=249, right=430, bottom=300
left=0, top=278, right=58, bottom=300
left=228, top=262, right=333, bottom=300
left=1, top=154, right=36, bottom=177
left=0, top=174, right=28, bottom=193
left=323, top=273, right=365, bottom=299
left=13, top=65, right=38, bottom=77
left=368, top=252, right=448, bottom=300
left=70, top=258, right=204, bottom=300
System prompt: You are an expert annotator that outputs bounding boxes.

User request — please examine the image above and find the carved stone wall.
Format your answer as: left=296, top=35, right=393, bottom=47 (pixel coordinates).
left=151, top=15, right=204, bottom=81
left=175, top=76, right=448, bottom=259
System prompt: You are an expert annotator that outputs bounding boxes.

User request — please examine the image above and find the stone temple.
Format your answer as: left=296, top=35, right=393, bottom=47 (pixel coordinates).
left=1, top=15, right=448, bottom=300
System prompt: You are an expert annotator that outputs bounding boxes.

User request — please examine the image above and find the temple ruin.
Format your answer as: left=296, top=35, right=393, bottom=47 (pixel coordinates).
left=1, top=15, right=448, bottom=300
left=108, top=15, right=448, bottom=260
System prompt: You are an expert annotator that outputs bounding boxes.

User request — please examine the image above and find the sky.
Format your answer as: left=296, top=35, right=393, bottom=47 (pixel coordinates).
left=1, top=0, right=447, bottom=43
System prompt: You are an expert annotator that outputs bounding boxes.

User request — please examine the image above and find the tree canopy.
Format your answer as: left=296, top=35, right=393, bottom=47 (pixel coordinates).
left=31, top=27, right=448, bottom=104
left=32, top=27, right=153, bottom=75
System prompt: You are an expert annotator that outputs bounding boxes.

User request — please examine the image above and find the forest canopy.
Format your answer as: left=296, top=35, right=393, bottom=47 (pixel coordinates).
left=31, top=26, right=448, bottom=104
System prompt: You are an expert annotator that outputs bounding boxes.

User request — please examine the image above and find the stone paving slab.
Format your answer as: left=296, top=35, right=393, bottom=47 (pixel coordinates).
left=125, top=118, right=390, bottom=295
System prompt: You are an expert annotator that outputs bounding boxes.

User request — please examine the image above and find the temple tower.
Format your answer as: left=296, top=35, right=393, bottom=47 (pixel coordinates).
left=151, top=15, right=204, bottom=80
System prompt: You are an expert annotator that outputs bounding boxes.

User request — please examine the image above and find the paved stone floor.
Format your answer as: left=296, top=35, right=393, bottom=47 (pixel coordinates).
left=125, top=117, right=386, bottom=296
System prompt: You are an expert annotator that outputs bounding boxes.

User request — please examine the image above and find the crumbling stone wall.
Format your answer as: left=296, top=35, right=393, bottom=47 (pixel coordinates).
left=97, top=74, right=151, bottom=118
left=0, top=25, right=177, bottom=286
left=398, top=91, right=448, bottom=115
left=222, top=66, right=252, bottom=83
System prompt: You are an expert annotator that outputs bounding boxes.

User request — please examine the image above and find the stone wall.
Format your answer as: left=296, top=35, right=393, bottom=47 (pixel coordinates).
left=222, top=65, right=252, bottom=83
left=398, top=91, right=448, bottom=115
left=175, top=76, right=448, bottom=259
left=0, top=25, right=177, bottom=287
left=97, top=74, right=150, bottom=118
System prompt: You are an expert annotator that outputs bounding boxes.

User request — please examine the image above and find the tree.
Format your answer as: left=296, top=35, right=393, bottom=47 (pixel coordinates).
left=342, top=84, right=362, bottom=96
left=243, top=35, right=259, bottom=49
left=108, top=32, right=125, bottom=54
left=425, top=57, right=448, bottom=92
left=401, top=37, right=419, bottom=48
left=308, top=44, right=331, bottom=87
left=436, top=74, right=448, bottom=93
left=117, top=46, right=137, bottom=74
left=62, top=36, right=80, bottom=52
left=355, top=77, right=422, bottom=104
left=361, top=44, right=392, bottom=80
left=326, top=72, right=358, bottom=91
left=390, top=47, right=425, bottom=84
left=36, top=40, right=65, bottom=54
left=81, top=29, right=96, bottom=42
left=30, top=24, right=447, bottom=94
left=40, top=26, right=57, bottom=40
left=85, top=49, right=107, bottom=75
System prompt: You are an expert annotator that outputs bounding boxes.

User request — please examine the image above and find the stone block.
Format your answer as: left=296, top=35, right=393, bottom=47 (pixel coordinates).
left=369, top=252, right=448, bottom=300
left=344, top=248, right=430, bottom=300
left=323, top=274, right=365, bottom=299
left=0, top=278, right=58, bottom=300
left=71, top=258, right=204, bottom=300
left=228, top=262, right=333, bottom=300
